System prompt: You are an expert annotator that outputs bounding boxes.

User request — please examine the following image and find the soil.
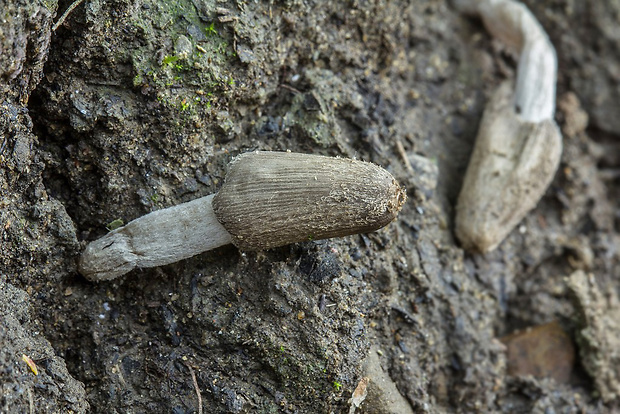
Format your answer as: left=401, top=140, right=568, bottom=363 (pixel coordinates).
left=1, top=0, right=620, bottom=413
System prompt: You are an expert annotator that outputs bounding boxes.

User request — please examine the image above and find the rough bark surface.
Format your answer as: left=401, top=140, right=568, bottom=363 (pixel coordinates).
left=2, top=0, right=620, bottom=412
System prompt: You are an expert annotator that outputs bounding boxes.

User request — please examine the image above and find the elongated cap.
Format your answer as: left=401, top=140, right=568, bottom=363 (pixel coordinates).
left=212, top=151, right=406, bottom=250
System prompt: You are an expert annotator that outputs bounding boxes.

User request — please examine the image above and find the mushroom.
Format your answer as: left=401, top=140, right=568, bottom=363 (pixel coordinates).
left=454, top=0, right=563, bottom=252
left=78, top=151, right=406, bottom=281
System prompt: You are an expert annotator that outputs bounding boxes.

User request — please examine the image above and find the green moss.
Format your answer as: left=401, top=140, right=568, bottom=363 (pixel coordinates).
left=106, top=218, right=124, bottom=231
left=179, top=98, right=190, bottom=112
left=205, top=22, right=217, bottom=36
left=161, top=55, right=180, bottom=66
left=127, top=0, right=238, bottom=124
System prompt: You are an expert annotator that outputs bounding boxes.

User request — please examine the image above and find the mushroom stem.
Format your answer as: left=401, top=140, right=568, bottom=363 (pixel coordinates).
left=456, top=0, right=557, bottom=122
left=78, top=194, right=232, bottom=281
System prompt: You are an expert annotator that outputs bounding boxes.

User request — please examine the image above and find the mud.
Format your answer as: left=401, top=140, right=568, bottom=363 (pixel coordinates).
left=2, top=0, right=620, bottom=412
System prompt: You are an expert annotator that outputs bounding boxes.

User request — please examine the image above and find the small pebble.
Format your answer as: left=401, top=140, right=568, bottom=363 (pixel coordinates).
left=501, top=321, right=575, bottom=383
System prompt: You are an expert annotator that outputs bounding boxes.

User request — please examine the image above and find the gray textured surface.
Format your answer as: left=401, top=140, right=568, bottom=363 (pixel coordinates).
left=213, top=152, right=405, bottom=250
left=1, top=0, right=620, bottom=412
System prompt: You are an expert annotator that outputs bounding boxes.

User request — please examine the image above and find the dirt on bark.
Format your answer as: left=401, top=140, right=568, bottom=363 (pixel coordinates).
left=2, top=0, right=620, bottom=413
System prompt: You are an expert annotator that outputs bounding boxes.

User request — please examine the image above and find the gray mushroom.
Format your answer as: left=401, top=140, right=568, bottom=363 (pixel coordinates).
left=78, top=151, right=406, bottom=281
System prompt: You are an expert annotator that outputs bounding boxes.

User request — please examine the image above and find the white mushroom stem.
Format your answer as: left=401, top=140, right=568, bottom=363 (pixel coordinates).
left=455, top=0, right=557, bottom=122
left=454, top=0, right=562, bottom=252
left=78, top=195, right=233, bottom=281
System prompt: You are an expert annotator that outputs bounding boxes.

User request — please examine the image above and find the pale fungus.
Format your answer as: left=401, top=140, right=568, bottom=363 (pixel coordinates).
left=78, top=151, right=406, bottom=281
left=454, top=0, right=563, bottom=252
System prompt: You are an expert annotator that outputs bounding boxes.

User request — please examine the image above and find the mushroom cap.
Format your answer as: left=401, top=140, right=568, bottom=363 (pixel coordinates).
left=455, top=82, right=562, bottom=253
left=213, top=151, right=406, bottom=250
